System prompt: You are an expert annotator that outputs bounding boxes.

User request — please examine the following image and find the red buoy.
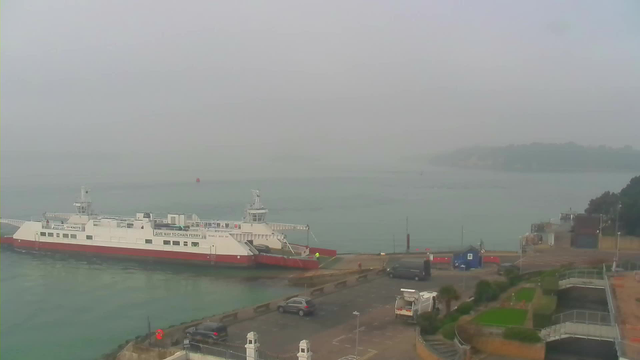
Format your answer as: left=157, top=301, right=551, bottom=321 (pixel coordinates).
left=196, top=178, right=200, bottom=183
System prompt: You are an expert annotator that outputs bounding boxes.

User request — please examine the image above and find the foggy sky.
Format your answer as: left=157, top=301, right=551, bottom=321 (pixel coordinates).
left=2, top=1, right=640, bottom=183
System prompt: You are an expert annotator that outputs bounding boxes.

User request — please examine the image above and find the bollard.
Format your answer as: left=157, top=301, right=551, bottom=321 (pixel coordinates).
left=298, top=339, right=312, bottom=360
left=246, top=332, right=259, bottom=360
left=335, top=280, right=348, bottom=288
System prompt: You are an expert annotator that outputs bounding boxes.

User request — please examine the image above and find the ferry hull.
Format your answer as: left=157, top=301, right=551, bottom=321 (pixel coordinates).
left=0, top=237, right=322, bottom=269
left=1, top=237, right=255, bottom=267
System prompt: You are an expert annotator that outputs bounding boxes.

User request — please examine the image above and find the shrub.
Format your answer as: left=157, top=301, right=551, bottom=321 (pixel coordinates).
left=503, top=327, right=542, bottom=343
left=455, top=301, right=474, bottom=315
left=440, top=322, right=457, bottom=341
left=503, top=267, right=522, bottom=285
left=532, top=295, right=557, bottom=328
left=541, top=276, right=559, bottom=296
left=418, top=311, right=442, bottom=335
left=474, top=280, right=499, bottom=304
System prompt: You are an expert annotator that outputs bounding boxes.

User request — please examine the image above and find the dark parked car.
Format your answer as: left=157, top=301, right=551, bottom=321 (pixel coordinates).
left=185, top=322, right=228, bottom=342
left=277, top=297, right=316, bottom=316
left=253, top=244, right=271, bottom=254
left=497, top=263, right=520, bottom=275
left=387, top=260, right=431, bottom=281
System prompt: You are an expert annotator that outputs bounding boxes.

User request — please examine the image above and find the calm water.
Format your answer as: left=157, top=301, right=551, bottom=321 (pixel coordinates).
left=0, top=168, right=634, bottom=359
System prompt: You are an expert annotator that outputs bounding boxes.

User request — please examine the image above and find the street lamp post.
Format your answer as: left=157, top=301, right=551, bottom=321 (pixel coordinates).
left=615, top=203, right=621, bottom=269
left=353, top=311, right=360, bottom=359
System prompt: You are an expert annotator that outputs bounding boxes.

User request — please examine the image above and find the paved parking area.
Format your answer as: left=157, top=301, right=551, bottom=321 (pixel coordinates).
left=218, top=270, right=485, bottom=359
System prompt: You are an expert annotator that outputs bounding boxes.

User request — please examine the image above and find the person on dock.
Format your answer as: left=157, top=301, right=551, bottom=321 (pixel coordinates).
left=315, top=252, right=320, bottom=260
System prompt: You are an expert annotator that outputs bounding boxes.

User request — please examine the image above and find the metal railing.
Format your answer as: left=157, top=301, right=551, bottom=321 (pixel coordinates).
left=552, top=310, right=611, bottom=325
left=558, top=268, right=604, bottom=281
left=604, top=263, right=631, bottom=359
left=541, top=322, right=617, bottom=341
left=188, top=342, right=298, bottom=360
left=188, top=342, right=247, bottom=360
left=615, top=261, right=640, bottom=272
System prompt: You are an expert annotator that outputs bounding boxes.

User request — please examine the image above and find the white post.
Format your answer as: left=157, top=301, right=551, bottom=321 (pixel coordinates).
left=246, top=332, right=259, bottom=360
left=298, top=339, right=312, bottom=360
left=353, top=311, right=360, bottom=359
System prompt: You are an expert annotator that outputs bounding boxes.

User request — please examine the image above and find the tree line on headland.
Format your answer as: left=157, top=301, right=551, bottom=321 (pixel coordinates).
left=429, top=142, right=640, bottom=172
left=585, top=176, right=640, bottom=236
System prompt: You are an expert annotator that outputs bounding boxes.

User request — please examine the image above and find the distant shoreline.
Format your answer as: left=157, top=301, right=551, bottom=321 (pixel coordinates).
left=429, top=143, right=640, bottom=173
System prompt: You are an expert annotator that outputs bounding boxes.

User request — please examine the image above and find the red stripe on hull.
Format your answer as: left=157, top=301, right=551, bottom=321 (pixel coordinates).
left=1, top=236, right=15, bottom=245
left=7, top=238, right=255, bottom=266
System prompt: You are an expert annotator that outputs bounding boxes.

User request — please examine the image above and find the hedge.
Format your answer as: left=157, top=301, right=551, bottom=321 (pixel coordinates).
left=442, top=312, right=461, bottom=325
left=492, top=280, right=510, bottom=294
left=418, top=311, right=442, bottom=335
left=440, top=322, right=457, bottom=341
left=541, top=275, right=559, bottom=296
left=532, top=295, right=557, bottom=328
left=503, top=327, right=542, bottom=343
left=455, top=301, right=474, bottom=315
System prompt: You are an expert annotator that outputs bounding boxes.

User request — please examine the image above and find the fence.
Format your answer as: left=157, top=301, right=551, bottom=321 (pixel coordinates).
left=615, top=261, right=640, bottom=272
left=188, top=342, right=298, bottom=360
left=557, top=269, right=604, bottom=281
left=552, top=310, right=611, bottom=326
left=190, top=343, right=247, bottom=360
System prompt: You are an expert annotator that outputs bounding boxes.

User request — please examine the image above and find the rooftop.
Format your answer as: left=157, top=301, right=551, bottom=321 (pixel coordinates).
left=609, top=271, right=640, bottom=359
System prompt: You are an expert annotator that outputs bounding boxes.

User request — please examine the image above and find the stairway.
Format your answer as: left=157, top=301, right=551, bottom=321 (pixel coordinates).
left=422, top=336, right=462, bottom=360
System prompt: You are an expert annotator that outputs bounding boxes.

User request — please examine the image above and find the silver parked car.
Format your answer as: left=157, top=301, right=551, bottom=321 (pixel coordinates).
left=277, top=297, right=316, bottom=316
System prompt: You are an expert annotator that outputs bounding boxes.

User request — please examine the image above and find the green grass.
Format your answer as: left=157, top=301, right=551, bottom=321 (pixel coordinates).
left=474, top=308, right=528, bottom=327
left=514, top=288, right=536, bottom=303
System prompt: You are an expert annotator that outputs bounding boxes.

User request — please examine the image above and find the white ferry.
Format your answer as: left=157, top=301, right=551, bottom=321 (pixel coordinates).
left=0, top=188, right=335, bottom=269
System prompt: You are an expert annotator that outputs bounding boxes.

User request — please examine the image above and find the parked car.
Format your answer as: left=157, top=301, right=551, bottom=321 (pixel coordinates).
left=185, top=322, right=228, bottom=342
left=497, top=263, right=520, bottom=275
left=253, top=244, right=271, bottom=254
left=387, top=260, right=431, bottom=281
left=277, top=297, right=316, bottom=316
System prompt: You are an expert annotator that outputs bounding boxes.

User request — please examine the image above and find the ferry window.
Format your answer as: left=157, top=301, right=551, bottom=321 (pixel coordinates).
left=145, top=239, right=152, bottom=244
left=63, top=234, right=69, bottom=238
left=191, top=242, right=200, bottom=247
left=86, top=235, right=93, bottom=240
left=47, top=232, right=54, bottom=237
left=56, top=233, right=60, bottom=237
left=163, top=240, right=170, bottom=245
left=40, top=232, right=46, bottom=236
left=127, top=223, right=134, bottom=229
left=183, top=241, right=188, bottom=246
left=70, top=234, right=77, bottom=239
left=172, top=241, right=180, bottom=246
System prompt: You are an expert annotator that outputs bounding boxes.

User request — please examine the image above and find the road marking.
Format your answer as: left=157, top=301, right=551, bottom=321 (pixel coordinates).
left=353, top=326, right=365, bottom=332
left=332, top=335, right=347, bottom=345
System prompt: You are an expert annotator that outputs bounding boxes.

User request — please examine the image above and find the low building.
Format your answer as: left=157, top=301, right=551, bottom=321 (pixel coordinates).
left=452, top=245, right=483, bottom=270
left=571, top=214, right=602, bottom=249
